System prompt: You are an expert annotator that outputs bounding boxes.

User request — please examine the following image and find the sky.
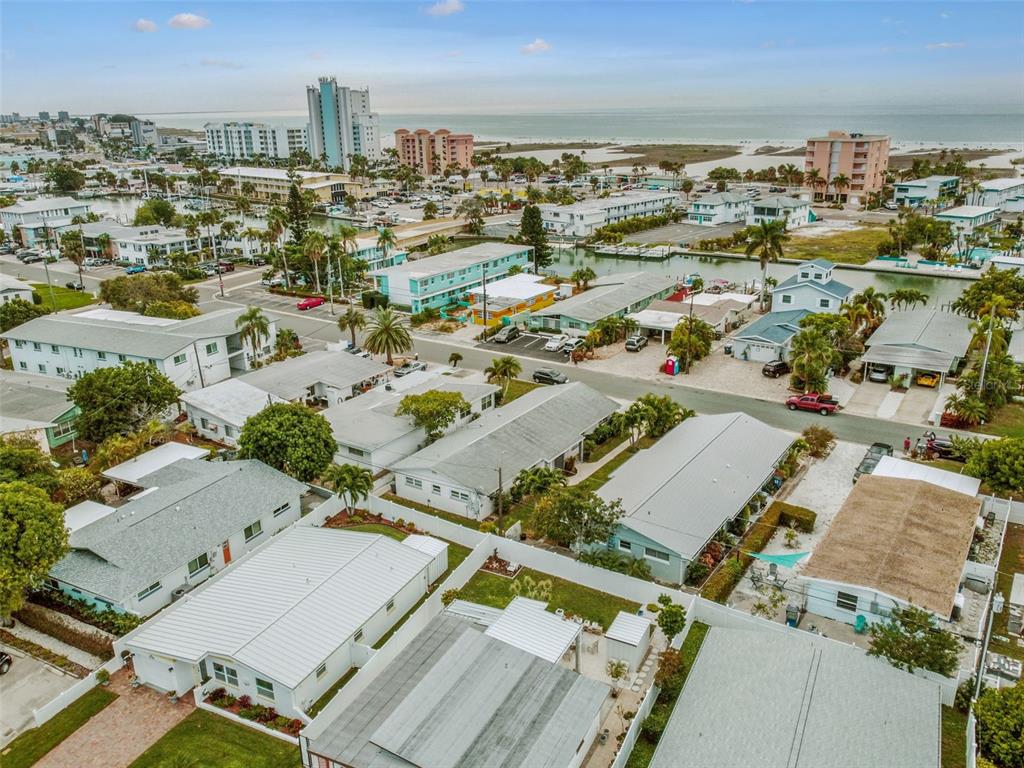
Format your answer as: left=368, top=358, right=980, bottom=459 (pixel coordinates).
left=2, top=1, right=1022, bottom=116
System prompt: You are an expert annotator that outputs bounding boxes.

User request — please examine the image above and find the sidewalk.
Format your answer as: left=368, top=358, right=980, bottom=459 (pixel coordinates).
left=568, top=438, right=633, bottom=487
left=5, top=618, right=104, bottom=670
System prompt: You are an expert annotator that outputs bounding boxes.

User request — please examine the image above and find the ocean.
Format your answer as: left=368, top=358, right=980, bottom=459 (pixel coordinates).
left=138, top=105, right=1024, bottom=146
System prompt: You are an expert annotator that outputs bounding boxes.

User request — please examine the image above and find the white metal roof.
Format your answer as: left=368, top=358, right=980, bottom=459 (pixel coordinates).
left=872, top=456, right=981, bottom=497
left=934, top=205, right=1000, bottom=219
left=467, top=273, right=552, bottom=302
left=483, top=597, right=581, bottom=664
left=126, top=528, right=433, bottom=688
left=103, top=443, right=209, bottom=484
left=64, top=500, right=116, bottom=533
left=605, top=611, right=652, bottom=647
left=73, top=308, right=178, bottom=326
left=401, top=534, right=448, bottom=559
left=180, top=379, right=285, bottom=427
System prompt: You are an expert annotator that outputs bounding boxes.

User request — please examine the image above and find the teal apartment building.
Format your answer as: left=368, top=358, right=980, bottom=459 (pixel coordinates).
left=370, top=243, right=532, bottom=312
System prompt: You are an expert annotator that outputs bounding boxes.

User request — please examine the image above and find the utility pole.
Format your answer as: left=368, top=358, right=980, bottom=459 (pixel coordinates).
left=496, top=464, right=504, bottom=535
left=481, top=263, right=488, bottom=327
left=327, top=260, right=335, bottom=316
left=684, top=287, right=695, bottom=374
left=40, top=250, right=58, bottom=309
left=978, top=301, right=996, bottom=395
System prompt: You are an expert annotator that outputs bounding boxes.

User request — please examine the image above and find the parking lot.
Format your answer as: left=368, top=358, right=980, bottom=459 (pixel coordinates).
left=0, top=644, right=81, bottom=747
left=476, top=330, right=574, bottom=364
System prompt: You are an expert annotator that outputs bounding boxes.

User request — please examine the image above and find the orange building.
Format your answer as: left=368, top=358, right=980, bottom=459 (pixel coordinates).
left=394, top=128, right=474, bottom=177
left=804, top=130, right=890, bottom=205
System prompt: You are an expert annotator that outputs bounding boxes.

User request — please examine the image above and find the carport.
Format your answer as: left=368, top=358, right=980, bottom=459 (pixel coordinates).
left=627, top=308, right=683, bottom=343
left=860, top=346, right=956, bottom=386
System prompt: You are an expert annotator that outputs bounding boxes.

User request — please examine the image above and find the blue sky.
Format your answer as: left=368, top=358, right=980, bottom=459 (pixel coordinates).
left=2, top=1, right=1021, bottom=115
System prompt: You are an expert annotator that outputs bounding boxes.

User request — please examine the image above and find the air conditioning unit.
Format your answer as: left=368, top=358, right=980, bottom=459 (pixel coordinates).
left=170, top=584, right=192, bottom=602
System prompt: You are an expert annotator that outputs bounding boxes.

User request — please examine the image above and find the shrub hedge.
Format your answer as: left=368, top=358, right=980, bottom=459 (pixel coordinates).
left=0, top=629, right=91, bottom=678
left=28, top=590, right=142, bottom=636
left=14, top=603, right=115, bottom=660
left=775, top=501, right=817, bottom=533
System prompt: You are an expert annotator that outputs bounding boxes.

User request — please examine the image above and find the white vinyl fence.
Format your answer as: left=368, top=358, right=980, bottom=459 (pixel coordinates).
left=32, top=656, right=124, bottom=728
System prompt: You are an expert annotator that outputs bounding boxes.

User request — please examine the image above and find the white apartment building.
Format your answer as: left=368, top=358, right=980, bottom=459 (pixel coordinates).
left=0, top=308, right=276, bottom=391
left=976, top=177, right=1024, bottom=212
left=892, top=175, right=960, bottom=207
left=746, top=196, right=813, bottom=228
left=688, top=192, right=752, bottom=226
left=306, top=76, right=381, bottom=170
left=0, top=196, right=93, bottom=247
left=539, top=192, right=680, bottom=237
left=130, top=119, right=159, bottom=147
left=204, top=122, right=310, bottom=161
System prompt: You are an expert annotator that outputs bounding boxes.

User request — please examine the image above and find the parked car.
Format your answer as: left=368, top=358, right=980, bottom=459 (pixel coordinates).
left=867, top=365, right=889, bottom=383
left=925, top=434, right=963, bottom=461
left=492, top=325, right=521, bottom=344
left=65, top=281, right=85, bottom=291
left=83, top=257, right=105, bottom=267
left=19, top=251, right=43, bottom=263
left=785, top=393, right=838, bottom=415
left=261, top=276, right=285, bottom=287
left=124, top=264, right=146, bottom=274
left=532, top=368, right=568, bottom=385
left=394, top=360, right=427, bottom=377
left=562, top=338, right=585, bottom=355
left=0, top=244, right=15, bottom=255
left=916, top=372, right=941, bottom=388
left=296, top=296, right=325, bottom=310
left=345, top=346, right=370, bottom=358
left=762, top=360, right=790, bottom=378
left=0, top=651, right=10, bottom=675
left=625, top=335, right=648, bottom=352
left=543, top=334, right=570, bottom=352
left=867, top=442, right=894, bottom=457
left=884, top=201, right=900, bottom=210
left=217, top=260, right=235, bottom=273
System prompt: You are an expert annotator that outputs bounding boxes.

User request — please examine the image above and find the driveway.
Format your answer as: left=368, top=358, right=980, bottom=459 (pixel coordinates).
left=896, top=385, right=942, bottom=425
left=0, top=644, right=81, bottom=747
left=843, top=381, right=889, bottom=417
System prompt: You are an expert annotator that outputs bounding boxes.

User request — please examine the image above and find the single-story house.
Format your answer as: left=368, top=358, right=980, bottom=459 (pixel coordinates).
left=933, top=205, right=1001, bottom=238
left=49, top=457, right=307, bottom=616
left=730, top=309, right=812, bottom=363
left=322, top=372, right=498, bottom=472
left=797, top=472, right=982, bottom=626
left=529, top=272, right=677, bottom=334
left=301, top=613, right=608, bottom=768
left=180, top=378, right=287, bottom=447
left=467, top=273, right=556, bottom=326
left=628, top=298, right=747, bottom=342
left=687, top=192, right=751, bottom=226
left=594, top=413, right=793, bottom=584
left=239, top=349, right=389, bottom=406
left=0, top=274, right=34, bottom=304
left=771, top=259, right=852, bottom=314
left=746, top=196, right=812, bottom=228
left=862, top=309, right=973, bottom=380
left=0, top=369, right=79, bottom=452
left=390, top=382, right=618, bottom=519
left=119, top=527, right=448, bottom=720
left=648, top=626, right=942, bottom=768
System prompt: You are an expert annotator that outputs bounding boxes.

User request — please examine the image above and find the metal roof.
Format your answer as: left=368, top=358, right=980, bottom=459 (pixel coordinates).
left=239, top=350, right=389, bottom=401
left=605, top=611, right=652, bottom=647
left=861, top=345, right=956, bottom=371
left=533, top=272, right=677, bottom=324
left=180, top=379, right=285, bottom=428
left=866, top=310, right=972, bottom=358
left=731, top=309, right=811, bottom=345
left=0, top=274, right=32, bottom=292
left=445, top=599, right=503, bottom=626
left=871, top=456, right=980, bottom=497
left=307, top=614, right=608, bottom=768
left=650, top=627, right=941, bottom=768
left=1, top=196, right=87, bottom=214
left=103, top=443, right=209, bottom=484
left=400, top=534, right=448, bottom=559
left=127, top=528, right=433, bottom=688
left=0, top=369, right=76, bottom=424
left=370, top=243, right=531, bottom=280
left=604, top=413, right=793, bottom=561
left=483, top=597, right=582, bottom=664
left=391, top=382, right=618, bottom=494
left=934, top=205, right=1000, bottom=219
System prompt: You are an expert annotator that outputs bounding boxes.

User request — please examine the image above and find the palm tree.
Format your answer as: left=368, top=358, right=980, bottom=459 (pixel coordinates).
left=512, top=466, right=566, bottom=499
left=96, top=232, right=112, bottom=261
left=594, top=316, right=624, bottom=345
left=448, top=351, right=463, bottom=368
left=790, top=328, right=832, bottom=393
left=426, top=234, right=448, bottom=255
left=851, top=287, right=887, bottom=331
left=570, top=267, right=597, bottom=291
left=337, top=305, right=366, bottom=347
left=376, top=227, right=397, bottom=263
left=831, top=173, right=850, bottom=202
left=804, top=169, right=822, bottom=199
left=945, top=393, right=987, bottom=427
left=266, top=206, right=290, bottom=288
left=235, top=306, right=270, bottom=359
left=321, top=463, right=374, bottom=512
left=363, top=307, right=412, bottom=365
left=621, top=316, right=639, bottom=339
left=841, top=301, right=872, bottom=336
left=61, top=232, right=87, bottom=285
left=302, top=230, right=328, bottom=293
left=484, top=355, right=522, bottom=398
left=888, top=289, right=930, bottom=311
left=744, top=219, right=789, bottom=311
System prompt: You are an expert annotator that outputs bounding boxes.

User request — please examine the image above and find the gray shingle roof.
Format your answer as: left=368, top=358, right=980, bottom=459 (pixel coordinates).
left=732, top=309, right=811, bottom=345
left=239, top=350, right=389, bottom=400
left=649, top=627, right=941, bottom=768
left=774, top=274, right=853, bottom=299
left=306, top=614, right=608, bottom=768
left=0, top=370, right=76, bottom=424
left=865, top=310, right=972, bottom=357
left=51, top=459, right=305, bottom=603
left=533, top=272, right=677, bottom=324
left=604, top=413, right=792, bottom=560
left=391, top=382, right=617, bottom=494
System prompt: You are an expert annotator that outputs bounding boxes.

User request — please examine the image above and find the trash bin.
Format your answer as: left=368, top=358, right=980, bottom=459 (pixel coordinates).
left=723, top=344, right=733, bottom=355
left=785, top=604, right=799, bottom=627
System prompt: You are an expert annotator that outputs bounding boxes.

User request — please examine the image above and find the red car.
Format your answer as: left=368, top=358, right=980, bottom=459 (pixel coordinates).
left=785, top=393, right=839, bottom=415
left=296, top=296, right=325, bottom=310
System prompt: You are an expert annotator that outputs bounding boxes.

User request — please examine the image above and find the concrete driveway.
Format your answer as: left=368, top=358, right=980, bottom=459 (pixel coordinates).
left=896, top=385, right=942, bottom=425
left=0, top=644, right=80, bottom=747
left=843, top=381, right=890, bottom=417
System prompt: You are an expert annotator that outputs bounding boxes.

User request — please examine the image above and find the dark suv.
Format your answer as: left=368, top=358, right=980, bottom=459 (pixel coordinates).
left=532, top=368, right=568, bottom=385
left=926, top=435, right=963, bottom=461
left=762, top=360, right=790, bottom=378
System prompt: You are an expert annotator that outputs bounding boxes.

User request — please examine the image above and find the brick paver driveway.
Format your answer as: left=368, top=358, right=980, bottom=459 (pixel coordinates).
left=34, top=667, right=194, bottom=768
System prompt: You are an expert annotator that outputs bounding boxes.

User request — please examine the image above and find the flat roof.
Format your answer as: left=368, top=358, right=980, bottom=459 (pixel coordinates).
left=103, top=443, right=209, bottom=484
left=1, top=196, right=89, bottom=213
left=900, top=175, right=960, bottom=186
left=801, top=475, right=981, bottom=617
left=980, top=177, right=1024, bottom=191
left=467, top=273, right=552, bottom=301
left=650, top=627, right=941, bottom=768
left=239, top=350, right=389, bottom=401
left=482, top=597, right=582, bottom=664
left=180, top=379, right=285, bottom=427
left=370, top=243, right=531, bottom=280
left=871, top=456, right=981, bottom=497
left=934, top=205, right=1000, bottom=219
left=219, top=166, right=335, bottom=182
left=606, top=611, right=652, bottom=647
left=533, top=272, right=677, bottom=324
left=0, top=369, right=75, bottom=423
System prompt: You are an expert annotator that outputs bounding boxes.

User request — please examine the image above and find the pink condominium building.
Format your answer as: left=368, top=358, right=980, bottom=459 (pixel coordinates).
left=804, top=130, right=890, bottom=205
left=394, top=128, right=474, bottom=177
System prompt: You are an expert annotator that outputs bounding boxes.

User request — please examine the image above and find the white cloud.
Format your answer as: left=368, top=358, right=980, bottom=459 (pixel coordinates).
left=133, top=18, right=157, bottom=33
left=200, top=57, right=242, bottom=69
left=169, top=13, right=211, bottom=30
left=521, top=38, right=552, bottom=55
left=926, top=41, right=966, bottom=50
left=426, top=0, right=464, bottom=16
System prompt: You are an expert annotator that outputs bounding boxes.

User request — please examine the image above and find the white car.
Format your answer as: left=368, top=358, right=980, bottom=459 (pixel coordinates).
left=543, top=334, right=570, bottom=352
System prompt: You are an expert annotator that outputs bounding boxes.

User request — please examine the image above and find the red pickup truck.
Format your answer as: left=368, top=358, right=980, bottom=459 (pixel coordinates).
left=785, top=393, right=839, bottom=415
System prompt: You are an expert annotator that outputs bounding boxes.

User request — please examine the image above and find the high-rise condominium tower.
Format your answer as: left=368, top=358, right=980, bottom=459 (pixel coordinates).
left=306, top=76, right=380, bottom=171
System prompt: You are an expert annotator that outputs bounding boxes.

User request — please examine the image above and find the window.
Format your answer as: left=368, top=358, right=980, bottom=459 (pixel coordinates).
left=644, top=547, right=670, bottom=563
left=405, top=476, right=423, bottom=489
left=56, top=367, right=66, bottom=377
left=187, top=552, right=209, bottom=577
left=137, top=582, right=161, bottom=600
left=618, top=540, right=632, bottom=552
left=386, top=599, right=395, bottom=613
left=14, top=340, right=23, bottom=349
left=200, top=417, right=210, bottom=429
left=72, top=348, right=83, bottom=358
left=800, top=271, right=809, bottom=279
left=780, top=294, right=792, bottom=304
left=272, top=502, right=290, bottom=517
left=51, top=420, right=75, bottom=438
left=118, top=354, right=127, bottom=362
left=450, top=489, right=470, bottom=502
left=432, top=484, right=441, bottom=495
left=37, top=364, right=47, bottom=374
left=205, top=342, right=218, bottom=355
left=97, top=351, right=106, bottom=361
left=819, top=298, right=831, bottom=308
left=354, top=628, right=364, bottom=643
left=212, top=662, right=238, bottom=686
left=32, top=342, right=41, bottom=351
left=223, top=425, right=235, bottom=438
left=836, top=591, right=859, bottom=612
left=51, top=344, right=59, bottom=353
left=348, top=446, right=365, bottom=457
left=255, top=678, right=274, bottom=699
left=244, top=521, right=263, bottom=542
left=315, top=663, right=327, bottom=679
left=173, top=353, right=187, bottom=365
left=18, top=362, right=27, bottom=370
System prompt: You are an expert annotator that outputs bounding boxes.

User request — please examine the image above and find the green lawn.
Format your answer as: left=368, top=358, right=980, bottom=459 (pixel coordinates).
left=30, top=283, right=96, bottom=311
left=445, top=541, right=472, bottom=571
left=941, top=705, right=967, bottom=768
left=586, top=432, right=629, bottom=463
left=726, top=225, right=889, bottom=265
left=343, top=523, right=408, bottom=541
left=456, top=567, right=639, bottom=630
left=129, top=710, right=301, bottom=768
left=500, top=379, right=542, bottom=404
left=2, top=688, right=117, bottom=768
left=976, top=403, right=1024, bottom=439
left=990, top=523, right=1024, bottom=664
left=577, top=436, right=656, bottom=494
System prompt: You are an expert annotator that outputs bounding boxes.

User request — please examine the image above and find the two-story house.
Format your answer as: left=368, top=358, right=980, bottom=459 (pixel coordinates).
left=892, top=175, right=960, bottom=208
left=746, top=196, right=813, bottom=228
left=688, top=192, right=752, bottom=226
left=770, top=259, right=852, bottom=314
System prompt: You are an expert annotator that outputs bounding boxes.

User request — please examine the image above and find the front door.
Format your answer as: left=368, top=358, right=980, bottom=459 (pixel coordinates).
left=222, top=541, right=231, bottom=564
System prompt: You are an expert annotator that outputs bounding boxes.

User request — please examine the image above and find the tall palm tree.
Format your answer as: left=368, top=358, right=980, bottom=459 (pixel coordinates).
left=96, top=232, right=112, bottom=261
left=426, top=234, right=448, bottom=255
left=363, top=307, right=412, bottom=365
left=790, top=328, right=832, bottom=393
left=851, top=287, right=888, bottom=331
left=61, top=232, right=87, bottom=285
left=302, top=230, right=328, bottom=293
left=888, top=288, right=930, bottom=311
left=744, top=219, right=789, bottom=311
left=376, top=227, right=396, bottom=263
left=242, top=227, right=265, bottom=260
left=321, top=463, right=374, bottom=512
left=448, top=351, right=463, bottom=368
left=841, top=302, right=871, bottom=336
left=570, top=267, right=597, bottom=290
left=337, top=305, right=366, bottom=347
left=831, top=173, right=850, bottom=202
left=804, top=169, right=822, bottom=199
left=266, top=206, right=290, bottom=287
left=235, top=306, right=270, bottom=359
left=484, top=355, right=522, bottom=398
